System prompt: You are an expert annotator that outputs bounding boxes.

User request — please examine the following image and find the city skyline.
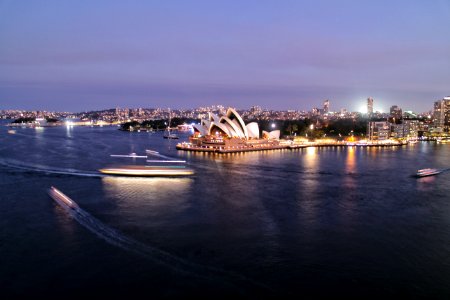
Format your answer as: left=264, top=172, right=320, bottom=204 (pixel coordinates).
left=0, top=99, right=436, bottom=116
left=1, top=1, right=449, bottom=112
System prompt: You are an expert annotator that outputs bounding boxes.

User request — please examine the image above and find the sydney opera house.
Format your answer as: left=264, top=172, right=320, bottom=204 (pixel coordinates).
left=176, top=108, right=284, bottom=153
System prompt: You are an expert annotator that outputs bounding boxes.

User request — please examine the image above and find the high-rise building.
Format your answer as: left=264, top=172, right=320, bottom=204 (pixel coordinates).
left=433, top=97, right=450, bottom=131
left=367, top=97, right=374, bottom=115
left=391, top=120, right=419, bottom=139
left=323, top=100, right=330, bottom=114
left=403, top=120, right=419, bottom=139
left=390, top=105, right=402, bottom=121
left=312, top=107, right=320, bottom=116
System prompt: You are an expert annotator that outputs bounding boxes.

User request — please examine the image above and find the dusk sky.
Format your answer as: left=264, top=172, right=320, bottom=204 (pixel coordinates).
left=1, top=0, right=449, bottom=113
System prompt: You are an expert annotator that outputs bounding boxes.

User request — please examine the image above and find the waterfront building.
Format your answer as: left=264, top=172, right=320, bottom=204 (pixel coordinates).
left=178, top=108, right=282, bottom=153
left=390, top=119, right=419, bottom=139
left=403, top=120, right=419, bottom=139
left=391, top=123, right=405, bottom=138
left=191, top=108, right=280, bottom=140
left=367, top=121, right=390, bottom=140
left=433, top=97, right=450, bottom=132
left=367, top=97, right=374, bottom=115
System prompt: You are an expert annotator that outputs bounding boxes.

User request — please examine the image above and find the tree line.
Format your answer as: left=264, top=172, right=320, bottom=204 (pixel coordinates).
left=121, top=117, right=367, bottom=138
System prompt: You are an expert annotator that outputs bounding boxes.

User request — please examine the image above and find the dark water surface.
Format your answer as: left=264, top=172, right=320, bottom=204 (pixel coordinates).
left=1, top=123, right=449, bottom=298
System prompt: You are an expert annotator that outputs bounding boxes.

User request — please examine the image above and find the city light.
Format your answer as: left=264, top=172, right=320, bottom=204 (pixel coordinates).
left=358, top=105, right=367, bottom=114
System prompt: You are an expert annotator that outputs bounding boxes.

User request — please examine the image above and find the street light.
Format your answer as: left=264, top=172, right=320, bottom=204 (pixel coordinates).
left=271, top=123, right=276, bottom=129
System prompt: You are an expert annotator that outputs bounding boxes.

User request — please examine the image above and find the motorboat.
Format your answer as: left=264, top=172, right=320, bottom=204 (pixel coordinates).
left=416, top=168, right=442, bottom=178
left=110, top=153, right=147, bottom=158
left=146, top=149, right=159, bottom=155
left=163, top=132, right=179, bottom=139
left=99, top=165, right=194, bottom=176
left=48, top=186, right=79, bottom=209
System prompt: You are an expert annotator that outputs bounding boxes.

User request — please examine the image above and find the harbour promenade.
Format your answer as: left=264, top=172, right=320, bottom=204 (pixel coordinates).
left=178, top=107, right=410, bottom=154
left=176, top=139, right=408, bottom=154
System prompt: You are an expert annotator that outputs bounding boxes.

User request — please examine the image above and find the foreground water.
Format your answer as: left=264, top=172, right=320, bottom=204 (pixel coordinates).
left=1, top=123, right=450, bottom=297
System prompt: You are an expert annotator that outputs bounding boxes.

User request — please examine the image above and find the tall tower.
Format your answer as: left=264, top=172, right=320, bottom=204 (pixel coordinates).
left=367, top=97, right=374, bottom=115
left=434, top=97, right=450, bottom=131
left=323, top=99, right=330, bottom=114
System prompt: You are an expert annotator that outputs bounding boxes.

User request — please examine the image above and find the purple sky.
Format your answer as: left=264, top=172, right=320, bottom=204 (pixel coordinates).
left=1, top=0, right=449, bottom=113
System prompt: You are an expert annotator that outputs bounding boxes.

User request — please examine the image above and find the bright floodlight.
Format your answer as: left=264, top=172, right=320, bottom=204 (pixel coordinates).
left=358, top=105, right=367, bottom=114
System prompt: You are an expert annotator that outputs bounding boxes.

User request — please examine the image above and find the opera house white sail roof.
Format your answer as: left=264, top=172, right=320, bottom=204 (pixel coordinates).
left=193, top=108, right=280, bottom=140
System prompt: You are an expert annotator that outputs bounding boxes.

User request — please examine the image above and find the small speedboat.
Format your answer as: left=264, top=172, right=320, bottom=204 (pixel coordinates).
left=146, top=150, right=159, bottom=154
left=163, top=133, right=179, bottom=139
left=110, top=153, right=147, bottom=158
left=416, top=168, right=442, bottom=178
left=48, top=186, right=79, bottom=209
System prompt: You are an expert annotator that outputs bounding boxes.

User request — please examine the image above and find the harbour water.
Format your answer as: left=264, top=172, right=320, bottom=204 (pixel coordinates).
left=1, top=121, right=450, bottom=297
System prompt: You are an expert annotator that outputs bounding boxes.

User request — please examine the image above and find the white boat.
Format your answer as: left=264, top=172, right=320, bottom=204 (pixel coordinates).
left=99, top=165, right=194, bottom=176
left=163, top=133, right=179, bottom=139
left=146, top=149, right=159, bottom=155
left=110, top=153, right=147, bottom=158
left=48, top=186, right=79, bottom=209
left=416, top=168, right=442, bottom=177
left=163, top=108, right=179, bottom=139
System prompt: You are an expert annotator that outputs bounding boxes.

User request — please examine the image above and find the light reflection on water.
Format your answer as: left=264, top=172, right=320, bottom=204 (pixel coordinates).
left=301, top=146, right=319, bottom=189
left=101, top=177, right=194, bottom=221
left=2, top=124, right=450, bottom=297
left=296, top=147, right=319, bottom=225
left=343, top=146, right=356, bottom=189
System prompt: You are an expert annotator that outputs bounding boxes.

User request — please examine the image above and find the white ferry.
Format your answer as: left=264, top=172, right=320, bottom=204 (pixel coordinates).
left=99, top=165, right=194, bottom=176
left=416, top=168, right=442, bottom=178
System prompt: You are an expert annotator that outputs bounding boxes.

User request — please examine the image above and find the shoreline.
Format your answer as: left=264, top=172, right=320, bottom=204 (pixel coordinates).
left=176, top=140, right=409, bottom=153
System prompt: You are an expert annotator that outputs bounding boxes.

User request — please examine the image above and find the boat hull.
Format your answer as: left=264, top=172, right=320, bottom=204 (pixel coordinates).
left=415, top=169, right=442, bottom=178
left=415, top=172, right=441, bottom=178
left=99, top=166, right=194, bottom=177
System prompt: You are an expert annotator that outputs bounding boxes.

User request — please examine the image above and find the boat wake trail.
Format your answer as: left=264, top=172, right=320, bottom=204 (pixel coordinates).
left=48, top=187, right=272, bottom=294
left=0, top=159, right=103, bottom=178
